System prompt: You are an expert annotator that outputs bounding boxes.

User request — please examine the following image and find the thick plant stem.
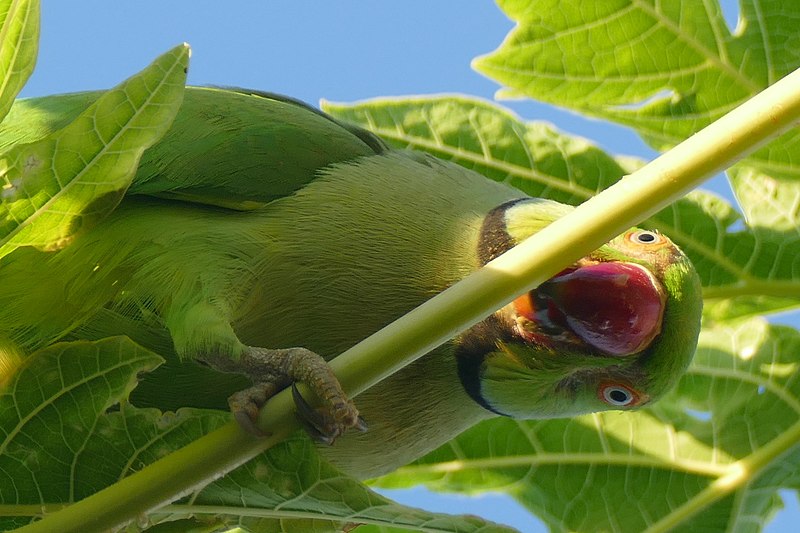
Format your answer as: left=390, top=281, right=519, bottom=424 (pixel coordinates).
left=643, top=419, right=800, bottom=533
left=16, top=67, right=800, bottom=533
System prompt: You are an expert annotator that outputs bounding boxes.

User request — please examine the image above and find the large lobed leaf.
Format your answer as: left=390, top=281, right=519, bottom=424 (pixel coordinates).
left=0, top=0, right=39, bottom=122
left=472, top=0, right=800, bottom=153
left=0, top=337, right=164, bottom=530
left=0, top=337, right=516, bottom=533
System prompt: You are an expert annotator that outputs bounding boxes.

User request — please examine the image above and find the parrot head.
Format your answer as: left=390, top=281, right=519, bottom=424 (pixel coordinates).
left=458, top=198, right=703, bottom=419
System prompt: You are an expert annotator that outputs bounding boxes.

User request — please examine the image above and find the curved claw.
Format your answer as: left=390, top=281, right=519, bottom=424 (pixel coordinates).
left=214, top=346, right=366, bottom=443
left=292, top=383, right=335, bottom=444
left=292, top=383, right=367, bottom=445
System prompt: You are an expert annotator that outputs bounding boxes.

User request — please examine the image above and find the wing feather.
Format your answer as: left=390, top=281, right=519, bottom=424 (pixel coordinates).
left=0, top=87, right=387, bottom=210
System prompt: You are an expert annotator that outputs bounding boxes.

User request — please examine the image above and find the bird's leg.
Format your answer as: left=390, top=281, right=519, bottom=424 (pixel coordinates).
left=201, top=347, right=366, bottom=444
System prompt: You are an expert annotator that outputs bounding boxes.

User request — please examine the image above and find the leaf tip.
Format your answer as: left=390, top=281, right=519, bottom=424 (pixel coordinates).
left=470, top=54, right=486, bottom=72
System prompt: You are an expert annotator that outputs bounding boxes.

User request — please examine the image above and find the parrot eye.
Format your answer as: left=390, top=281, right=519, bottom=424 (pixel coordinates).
left=598, top=383, right=640, bottom=407
left=628, top=230, right=664, bottom=245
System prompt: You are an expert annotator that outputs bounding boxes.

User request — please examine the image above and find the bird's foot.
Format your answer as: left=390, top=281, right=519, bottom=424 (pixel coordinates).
left=204, top=347, right=366, bottom=443
left=291, top=382, right=367, bottom=445
left=228, top=380, right=282, bottom=436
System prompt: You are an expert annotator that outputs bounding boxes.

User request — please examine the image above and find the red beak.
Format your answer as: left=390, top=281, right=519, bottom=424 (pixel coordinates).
left=536, top=262, right=666, bottom=356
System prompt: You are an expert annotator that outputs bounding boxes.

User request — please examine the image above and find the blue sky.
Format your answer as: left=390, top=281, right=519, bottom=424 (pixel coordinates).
left=23, top=2, right=798, bottom=532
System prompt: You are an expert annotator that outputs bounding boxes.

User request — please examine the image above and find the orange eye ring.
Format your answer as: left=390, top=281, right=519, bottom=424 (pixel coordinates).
left=598, top=382, right=642, bottom=407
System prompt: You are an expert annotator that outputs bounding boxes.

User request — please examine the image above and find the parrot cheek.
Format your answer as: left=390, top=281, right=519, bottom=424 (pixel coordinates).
left=481, top=379, right=569, bottom=419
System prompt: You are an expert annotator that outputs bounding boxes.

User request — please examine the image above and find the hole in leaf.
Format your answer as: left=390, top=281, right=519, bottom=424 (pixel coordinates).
left=685, top=408, right=712, bottom=421
left=726, top=218, right=746, bottom=233
left=718, top=0, right=743, bottom=35
left=612, top=89, right=677, bottom=111
left=766, top=309, right=800, bottom=327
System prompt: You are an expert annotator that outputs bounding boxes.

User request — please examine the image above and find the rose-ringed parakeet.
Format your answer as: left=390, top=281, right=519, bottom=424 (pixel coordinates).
left=0, top=88, right=702, bottom=479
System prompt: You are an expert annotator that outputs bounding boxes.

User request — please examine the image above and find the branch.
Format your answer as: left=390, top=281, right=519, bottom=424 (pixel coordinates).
left=16, top=66, right=800, bottom=533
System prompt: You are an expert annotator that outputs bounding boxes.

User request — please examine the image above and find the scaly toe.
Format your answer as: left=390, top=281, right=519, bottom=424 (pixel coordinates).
left=228, top=383, right=277, bottom=437
left=291, top=383, right=364, bottom=444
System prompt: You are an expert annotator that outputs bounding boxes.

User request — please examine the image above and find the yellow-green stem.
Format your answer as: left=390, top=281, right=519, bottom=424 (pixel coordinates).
left=643, top=419, right=800, bottom=533
left=16, top=66, right=800, bottom=533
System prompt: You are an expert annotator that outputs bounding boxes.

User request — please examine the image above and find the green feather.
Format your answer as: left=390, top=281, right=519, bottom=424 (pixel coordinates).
left=0, top=88, right=386, bottom=210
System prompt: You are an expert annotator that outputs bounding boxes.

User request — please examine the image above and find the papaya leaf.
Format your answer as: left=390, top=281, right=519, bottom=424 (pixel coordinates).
left=0, top=43, right=189, bottom=259
left=0, top=337, right=516, bottom=533
left=0, top=0, right=38, bottom=122
left=472, top=0, right=799, bottom=153
left=0, top=337, right=163, bottom=530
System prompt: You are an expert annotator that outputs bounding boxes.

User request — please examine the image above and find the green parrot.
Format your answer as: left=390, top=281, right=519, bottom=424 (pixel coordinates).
left=0, top=87, right=702, bottom=479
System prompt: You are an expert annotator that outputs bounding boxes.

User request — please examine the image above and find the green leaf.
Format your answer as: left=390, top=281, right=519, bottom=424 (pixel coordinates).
left=473, top=0, right=799, bottom=151
left=190, top=435, right=518, bottom=533
left=0, top=337, right=515, bottom=533
left=0, top=42, right=189, bottom=260
left=323, top=96, right=619, bottom=204
left=374, top=317, right=800, bottom=532
left=322, top=96, right=800, bottom=318
left=0, top=337, right=163, bottom=530
left=0, top=0, right=39, bottom=121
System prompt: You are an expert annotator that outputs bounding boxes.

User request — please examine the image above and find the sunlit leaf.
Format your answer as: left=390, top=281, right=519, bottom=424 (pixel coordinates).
left=0, top=338, right=516, bottom=533
left=0, top=0, right=39, bottom=121
left=0, top=43, right=189, bottom=259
